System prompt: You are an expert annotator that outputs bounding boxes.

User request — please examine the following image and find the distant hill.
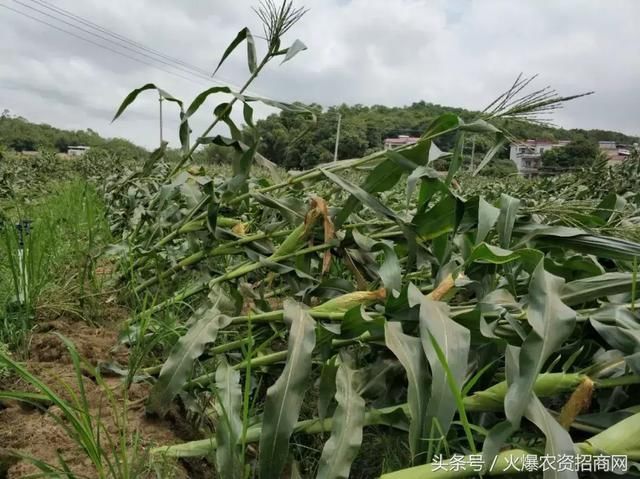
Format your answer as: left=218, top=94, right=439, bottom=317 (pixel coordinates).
left=0, top=109, right=147, bottom=157
left=254, top=101, right=638, bottom=171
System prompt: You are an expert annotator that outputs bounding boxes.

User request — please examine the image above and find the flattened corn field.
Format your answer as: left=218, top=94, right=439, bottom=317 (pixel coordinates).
left=2, top=2, right=640, bottom=478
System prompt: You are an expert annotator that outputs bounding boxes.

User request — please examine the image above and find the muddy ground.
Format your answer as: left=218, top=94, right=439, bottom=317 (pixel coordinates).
left=0, top=311, right=206, bottom=479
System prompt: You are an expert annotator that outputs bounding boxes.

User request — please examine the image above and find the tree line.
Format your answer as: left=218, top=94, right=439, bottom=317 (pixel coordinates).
left=238, top=102, right=636, bottom=174
left=0, top=109, right=146, bottom=158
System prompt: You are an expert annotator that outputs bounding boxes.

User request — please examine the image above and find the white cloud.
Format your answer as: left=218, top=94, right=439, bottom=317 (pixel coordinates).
left=0, top=0, right=638, bottom=149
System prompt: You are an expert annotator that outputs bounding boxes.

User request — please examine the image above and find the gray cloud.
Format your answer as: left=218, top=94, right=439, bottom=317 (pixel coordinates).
left=0, top=0, right=638, bottom=149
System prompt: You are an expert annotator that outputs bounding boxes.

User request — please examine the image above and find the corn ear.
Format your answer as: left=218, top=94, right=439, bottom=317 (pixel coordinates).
left=464, top=372, right=585, bottom=412
left=558, top=376, right=594, bottom=429
left=271, top=222, right=307, bottom=258
left=577, top=411, right=640, bottom=460
left=231, top=222, right=248, bottom=236
left=271, top=197, right=328, bottom=258
left=312, top=288, right=387, bottom=314
left=310, top=196, right=335, bottom=274
left=426, top=273, right=461, bottom=302
left=178, top=216, right=242, bottom=233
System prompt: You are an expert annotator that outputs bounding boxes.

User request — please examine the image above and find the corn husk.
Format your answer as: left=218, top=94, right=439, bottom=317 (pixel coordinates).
left=312, top=288, right=386, bottom=314
left=271, top=222, right=307, bottom=258
left=309, top=196, right=335, bottom=274
left=577, top=411, right=640, bottom=461
left=464, top=372, right=586, bottom=412
left=426, top=273, right=466, bottom=302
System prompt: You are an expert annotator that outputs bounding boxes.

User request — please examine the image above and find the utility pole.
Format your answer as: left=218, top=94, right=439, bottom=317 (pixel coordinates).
left=333, top=113, right=341, bottom=162
left=470, top=135, right=476, bottom=171
left=159, top=92, right=164, bottom=147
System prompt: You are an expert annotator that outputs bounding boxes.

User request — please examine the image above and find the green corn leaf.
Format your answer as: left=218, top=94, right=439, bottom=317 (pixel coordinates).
left=561, top=272, right=638, bottom=305
left=544, top=233, right=640, bottom=261
left=259, top=300, right=316, bottom=479
left=421, top=113, right=461, bottom=139
left=475, top=197, right=500, bottom=245
left=408, top=284, right=471, bottom=441
left=185, top=86, right=232, bottom=118
left=594, top=192, right=627, bottom=222
left=514, top=225, right=640, bottom=260
left=214, top=359, right=243, bottom=479
left=353, top=231, right=402, bottom=296
left=147, top=306, right=231, bottom=416
left=466, top=243, right=542, bottom=273
left=496, top=194, right=520, bottom=249
left=412, top=193, right=464, bottom=240
left=318, top=356, right=339, bottom=423
left=140, top=142, right=168, bottom=176
left=246, top=29, right=257, bottom=73
left=405, top=165, right=442, bottom=209
left=472, top=133, right=509, bottom=176
left=505, top=262, right=576, bottom=425
left=316, top=361, right=366, bottom=479
left=445, top=132, right=466, bottom=185
left=484, top=263, right=577, bottom=462
left=525, top=395, right=578, bottom=479
left=321, top=169, right=405, bottom=225
left=459, top=118, right=501, bottom=134
left=384, top=321, right=429, bottom=463
left=250, top=192, right=305, bottom=225
left=333, top=161, right=404, bottom=228
left=112, top=83, right=182, bottom=122
left=590, top=319, right=640, bottom=353
left=213, top=27, right=256, bottom=76
left=333, top=141, right=430, bottom=228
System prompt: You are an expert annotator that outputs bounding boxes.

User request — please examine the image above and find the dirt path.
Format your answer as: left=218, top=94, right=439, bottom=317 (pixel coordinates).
left=0, top=313, right=187, bottom=479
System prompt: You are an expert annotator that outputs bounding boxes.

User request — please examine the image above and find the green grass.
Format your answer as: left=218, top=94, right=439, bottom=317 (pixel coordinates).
left=0, top=180, right=111, bottom=350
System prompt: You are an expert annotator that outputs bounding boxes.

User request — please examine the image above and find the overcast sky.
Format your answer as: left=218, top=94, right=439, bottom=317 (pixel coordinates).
left=1, top=0, right=638, bottom=149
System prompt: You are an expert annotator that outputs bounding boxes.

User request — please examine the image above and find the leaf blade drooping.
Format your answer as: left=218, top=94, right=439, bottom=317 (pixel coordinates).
left=316, top=360, right=366, bottom=479
left=147, top=307, right=231, bottom=416
left=258, top=300, right=316, bottom=479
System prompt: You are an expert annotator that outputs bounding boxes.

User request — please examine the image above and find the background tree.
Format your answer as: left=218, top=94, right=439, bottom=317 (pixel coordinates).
left=255, top=103, right=636, bottom=171
left=542, top=138, right=600, bottom=169
left=0, top=113, right=147, bottom=158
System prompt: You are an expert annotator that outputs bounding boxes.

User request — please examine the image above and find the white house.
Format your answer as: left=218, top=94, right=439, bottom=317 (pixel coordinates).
left=509, top=139, right=570, bottom=175
left=510, top=139, right=636, bottom=174
left=67, top=145, right=90, bottom=156
left=383, top=135, right=420, bottom=150
left=598, top=141, right=631, bottom=165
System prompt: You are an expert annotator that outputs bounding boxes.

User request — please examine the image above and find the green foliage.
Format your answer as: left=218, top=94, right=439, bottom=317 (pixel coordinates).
left=0, top=110, right=146, bottom=156
left=542, top=138, right=600, bottom=169
left=0, top=181, right=110, bottom=349
left=255, top=102, right=636, bottom=170
left=97, top=33, right=640, bottom=474
left=3, top=4, right=640, bottom=479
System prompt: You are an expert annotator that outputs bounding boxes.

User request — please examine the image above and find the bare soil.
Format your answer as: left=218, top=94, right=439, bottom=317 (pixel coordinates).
left=0, top=310, right=190, bottom=479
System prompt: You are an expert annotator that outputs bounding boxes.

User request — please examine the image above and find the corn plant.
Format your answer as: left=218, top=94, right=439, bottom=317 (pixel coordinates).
left=97, top=1, right=640, bottom=476
left=1, top=1, right=634, bottom=478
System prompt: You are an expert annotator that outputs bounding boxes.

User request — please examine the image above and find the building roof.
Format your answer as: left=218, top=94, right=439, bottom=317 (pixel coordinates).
left=384, top=136, right=420, bottom=145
